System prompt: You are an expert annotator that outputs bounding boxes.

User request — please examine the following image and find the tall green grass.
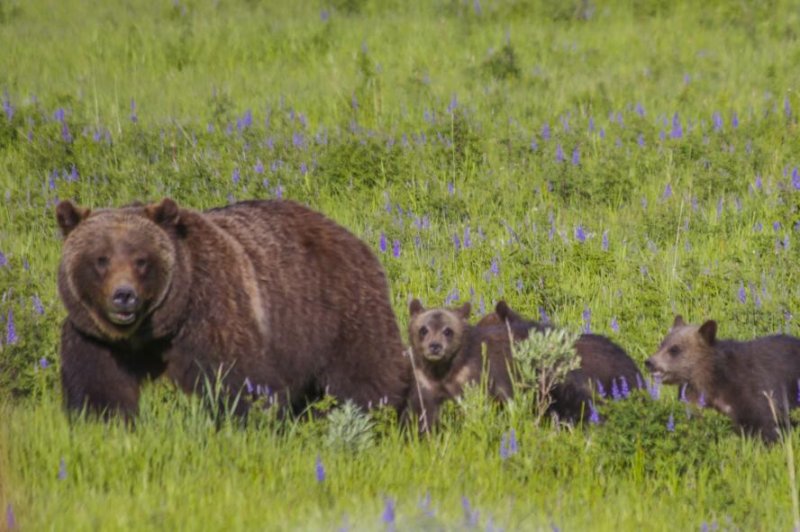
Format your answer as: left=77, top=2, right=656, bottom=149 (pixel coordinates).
left=3, top=0, right=800, bottom=528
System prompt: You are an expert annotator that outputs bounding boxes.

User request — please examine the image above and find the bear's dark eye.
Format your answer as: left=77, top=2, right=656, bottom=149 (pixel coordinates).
left=95, top=256, right=109, bottom=273
left=134, top=257, right=149, bottom=274
left=419, top=326, right=428, bottom=338
left=668, top=345, right=681, bottom=357
left=443, top=327, right=454, bottom=338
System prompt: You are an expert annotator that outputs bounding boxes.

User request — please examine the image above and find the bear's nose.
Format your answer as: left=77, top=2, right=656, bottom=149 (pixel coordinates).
left=429, top=343, right=443, bottom=355
left=111, top=286, right=139, bottom=310
left=644, top=358, right=655, bottom=371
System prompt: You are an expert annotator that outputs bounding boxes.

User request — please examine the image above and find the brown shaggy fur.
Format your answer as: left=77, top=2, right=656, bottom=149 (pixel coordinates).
left=646, top=315, right=800, bottom=443
left=56, top=198, right=411, bottom=419
left=485, top=301, right=643, bottom=422
left=406, top=299, right=514, bottom=431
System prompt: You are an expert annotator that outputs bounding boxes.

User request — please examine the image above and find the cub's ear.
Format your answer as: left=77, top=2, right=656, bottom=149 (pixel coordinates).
left=495, top=300, right=510, bottom=321
left=147, top=198, right=180, bottom=228
left=672, top=315, right=686, bottom=329
left=409, top=299, right=424, bottom=317
left=698, top=320, right=717, bottom=345
left=55, top=200, right=90, bottom=237
left=456, top=302, right=471, bottom=320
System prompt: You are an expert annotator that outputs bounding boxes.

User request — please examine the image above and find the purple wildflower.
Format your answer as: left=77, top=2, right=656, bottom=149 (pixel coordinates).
left=392, top=240, right=401, bottom=258
left=555, top=144, right=564, bottom=163
left=473, top=0, right=481, bottom=15
left=232, top=168, right=240, bottom=184
left=635, top=374, right=643, bottom=390
left=39, top=357, right=49, bottom=369
left=515, top=279, right=523, bottom=293
left=6, top=504, right=15, bottom=530
left=663, top=183, right=672, bottom=199
left=637, top=134, right=645, bottom=147
left=648, top=376, right=661, bottom=400
left=130, top=99, right=138, bottom=123
left=588, top=402, right=600, bottom=424
left=54, top=108, right=65, bottom=122
left=530, top=137, right=538, bottom=151
left=596, top=380, right=606, bottom=398
left=732, top=112, right=739, bottom=128
left=315, top=455, right=325, bottom=483
left=61, top=122, right=72, bottom=143
left=2, top=94, right=12, bottom=121
left=254, top=160, right=264, bottom=174
left=697, top=392, right=706, bottom=408
left=539, top=307, right=550, bottom=324
left=635, top=102, right=645, bottom=116
left=490, top=257, right=499, bottom=276
left=382, top=497, right=395, bottom=526
left=575, top=225, right=586, bottom=243
left=508, top=428, right=518, bottom=454
left=453, top=234, right=461, bottom=251
left=666, top=413, right=675, bottom=432
left=300, top=162, right=308, bottom=175
left=588, top=116, right=595, bottom=131
left=479, top=296, right=485, bottom=315
left=786, top=96, right=792, bottom=120
left=582, top=307, right=591, bottom=333
left=712, top=112, right=722, bottom=132
left=571, top=146, right=580, bottom=165
left=737, top=281, right=746, bottom=304
left=462, top=496, right=479, bottom=527
left=463, top=226, right=472, bottom=248
left=379, top=233, right=387, bottom=253
left=601, top=231, right=609, bottom=251
left=670, top=113, right=682, bottom=139
left=0, top=251, right=6, bottom=267
left=679, top=384, right=688, bottom=403
left=610, top=317, right=619, bottom=333
left=447, top=94, right=458, bottom=114
left=792, top=168, right=800, bottom=190
left=611, top=378, right=621, bottom=400
left=620, top=376, right=629, bottom=398
left=541, top=123, right=550, bottom=141
left=292, top=131, right=305, bottom=149
left=448, top=182, right=455, bottom=195
left=6, top=310, right=17, bottom=345
left=58, top=458, right=67, bottom=480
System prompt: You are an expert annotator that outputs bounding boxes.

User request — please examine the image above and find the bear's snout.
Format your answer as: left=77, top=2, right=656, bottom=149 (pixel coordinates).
left=111, top=285, right=139, bottom=311
left=428, top=342, right=443, bottom=355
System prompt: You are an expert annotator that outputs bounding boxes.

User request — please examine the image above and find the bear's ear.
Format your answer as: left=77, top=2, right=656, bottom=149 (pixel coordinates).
left=698, top=320, right=717, bottom=345
left=672, top=315, right=686, bottom=329
left=56, top=200, right=91, bottom=237
left=409, top=299, right=424, bottom=316
left=495, top=300, right=510, bottom=320
left=147, top=198, right=181, bottom=228
left=456, top=302, right=471, bottom=320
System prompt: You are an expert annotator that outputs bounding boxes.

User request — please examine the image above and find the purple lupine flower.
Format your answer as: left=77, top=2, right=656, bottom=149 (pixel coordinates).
left=515, top=279, right=523, bottom=293
left=635, top=102, right=645, bottom=116
left=697, top=392, right=706, bottom=408
left=588, top=116, right=595, bottom=131
left=555, top=144, right=564, bottom=163
left=539, top=307, right=549, bottom=324
left=582, top=307, right=591, bottom=333
left=773, top=221, right=781, bottom=232
left=508, top=428, right=518, bottom=454
left=637, top=134, right=645, bottom=147
left=635, top=373, right=643, bottom=390
left=755, top=174, right=763, bottom=190
left=599, top=127, right=606, bottom=139
left=663, top=183, right=672, bottom=199
left=679, top=384, right=688, bottom=403
left=379, top=233, right=387, bottom=253
left=479, top=296, right=485, bottom=315
left=716, top=198, right=723, bottom=218
left=6, top=503, right=15, bottom=530
left=473, top=0, right=481, bottom=15
left=500, top=435, right=508, bottom=460
left=382, top=497, right=395, bottom=526
left=6, top=310, right=17, bottom=345
left=610, top=316, right=619, bottom=333
left=39, top=357, right=49, bottom=369
left=785, top=234, right=790, bottom=249
left=320, top=9, right=330, bottom=21
left=670, top=113, right=682, bottom=139
left=732, top=112, right=739, bottom=128
left=0, top=251, right=7, bottom=267
left=463, top=226, right=472, bottom=248
left=611, top=378, right=621, bottom=400
left=453, top=234, right=461, bottom=251
left=58, top=458, right=67, bottom=480
left=601, top=230, right=609, bottom=251
left=54, top=108, right=65, bottom=122
left=254, top=160, right=264, bottom=174
left=232, top=168, right=240, bottom=184
left=575, top=225, right=586, bottom=243
left=712, top=112, right=722, bottom=132
left=588, top=401, right=600, bottom=424
left=61, top=122, right=72, bottom=143
left=392, top=240, right=400, bottom=258
left=571, top=146, right=580, bottom=165
left=666, top=413, right=675, bottom=432
left=244, top=378, right=254, bottom=394
left=490, top=257, right=499, bottom=276
left=462, top=496, right=479, bottom=527
left=620, top=376, right=629, bottom=398
left=2, top=94, right=13, bottom=121
left=796, top=379, right=800, bottom=405
left=292, top=131, right=305, bottom=149
left=69, top=166, right=78, bottom=182
left=315, top=455, right=325, bottom=483
left=448, top=182, right=455, bottom=195
left=792, top=167, right=800, bottom=190
left=648, top=376, right=661, bottom=400
left=596, top=380, right=606, bottom=398
left=786, top=97, right=792, bottom=120
left=447, top=94, right=458, bottom=114
left=130, top=99, right=138, bottom=123
left=300, top=162, right=308, bottom=175
left=541, top=123, right=550, bottom=141
left=737, top=281, right=746, bottom=304
left=530, top=137, right=538, bottom=151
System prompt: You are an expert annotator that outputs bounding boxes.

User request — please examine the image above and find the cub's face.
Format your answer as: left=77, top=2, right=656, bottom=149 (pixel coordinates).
left=645, top=315, right=717, bottom=384
left=57, top=199, right=179, bottom=339
left=408, top=299, right=470, bottom=363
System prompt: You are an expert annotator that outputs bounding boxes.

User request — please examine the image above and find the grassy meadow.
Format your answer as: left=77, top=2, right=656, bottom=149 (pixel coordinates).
left=3, top=0, right=800, bottom=529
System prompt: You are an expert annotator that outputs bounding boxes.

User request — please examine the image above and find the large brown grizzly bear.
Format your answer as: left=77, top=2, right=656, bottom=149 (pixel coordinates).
left=406, top=299, right=514, bottom=432
left=645, top=315, right=800, bottom=443
left=482, top=301, right=643, bottom=422
left=55, top=198, right=410, bottom=419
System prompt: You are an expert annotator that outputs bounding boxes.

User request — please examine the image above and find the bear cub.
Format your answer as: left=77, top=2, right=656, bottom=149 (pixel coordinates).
left=646, top=315, right=800, bottom=443
left=407, top=299, right=514, bottom=432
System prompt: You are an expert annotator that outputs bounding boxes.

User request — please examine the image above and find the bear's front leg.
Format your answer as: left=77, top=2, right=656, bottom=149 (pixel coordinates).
left=60, top=321, right=141, bottom=420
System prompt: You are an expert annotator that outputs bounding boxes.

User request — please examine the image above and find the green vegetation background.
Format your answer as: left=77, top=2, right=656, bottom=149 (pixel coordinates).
left=2, top=0, right=800, bottom=529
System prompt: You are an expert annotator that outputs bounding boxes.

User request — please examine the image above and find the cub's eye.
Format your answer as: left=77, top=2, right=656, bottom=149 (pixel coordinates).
left=134, top=257, right=149, bottom=272
left=419, top=326, right=428, bottom=338
left=95, top=256, right=109, bottom=271
left=668, top=345, right=681, bottom=356
left=443, top=327, right=454, bottom=338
